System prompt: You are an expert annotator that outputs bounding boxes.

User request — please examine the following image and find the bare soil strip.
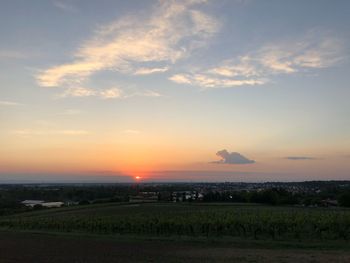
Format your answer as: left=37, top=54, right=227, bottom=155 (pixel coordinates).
left=1, top=231, right=350, bottom=263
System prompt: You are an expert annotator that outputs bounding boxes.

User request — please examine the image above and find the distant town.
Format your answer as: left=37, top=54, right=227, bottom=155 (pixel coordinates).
left=1, top=180, right=350, bottom=215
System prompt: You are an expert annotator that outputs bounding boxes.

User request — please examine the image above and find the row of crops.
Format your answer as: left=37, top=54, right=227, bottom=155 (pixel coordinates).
left=1, top=204, right=350, bottom=241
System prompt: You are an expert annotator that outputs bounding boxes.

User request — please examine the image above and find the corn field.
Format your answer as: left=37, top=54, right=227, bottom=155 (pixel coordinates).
left=1, top=203, right=350, bottom=241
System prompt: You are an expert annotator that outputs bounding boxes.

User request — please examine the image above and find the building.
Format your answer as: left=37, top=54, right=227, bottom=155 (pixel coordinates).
left=41, top=202, right=64, bottom=208
left=21, top=200, right=64, bottom=208
left=21, top=200, right=45, bottom=207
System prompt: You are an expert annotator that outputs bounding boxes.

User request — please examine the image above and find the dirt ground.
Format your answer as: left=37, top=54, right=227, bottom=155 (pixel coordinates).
left=0, top=232, right=350, bottom=263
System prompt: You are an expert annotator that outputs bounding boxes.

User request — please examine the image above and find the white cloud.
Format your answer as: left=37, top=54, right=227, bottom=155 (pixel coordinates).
left=134, top=67, right=169, bottom=75
left=170, top=73, right=266, bottom=88
left=127, top=90, right=163, bottom=98
left=58, top=86, right=161, bottom=99
left=169, top=74, right=193, bottom=84
left=190, top=10, right=218, bottom=37
left=99, top=88, right=122, bottom=99
left=285, top=156, right=316, bottom=160
left=60, top=87, right=97, bottom=97
left=252, top=37, right=343, bottom=74
left=0, top=100, right=23, bottom=106
left=12, top=129, right=90, bottom=136
left=53, top=1, right=78, bottom=13
left=37, top=0, right=219, bottom=88
left=170, top=36, right=343, bottom=88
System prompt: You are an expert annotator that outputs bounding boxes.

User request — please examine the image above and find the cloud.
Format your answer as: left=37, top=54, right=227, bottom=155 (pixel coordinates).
left=125, top=90, right=163, bottom=98
left=53, top=1, right=78, bottom=13
left=0, top=100, right=23, bottom=106
left=58, top=86, right=161, bottom=99
left=285, top=156, right=316, bottom=160
left=134, top=67, right=169, bottom=75
left=254, top=37, right=342, bottom=74
left=214, top=149, right=255, bottom=164
left=99, top=88, right=122, bottom=99
left=169, top=35, right=343, bottom=88
left=170, top=73, right=266, bottom=88
left=169, top=74, right=193, bottom=84
left=12, top=129, right=90, bottom=136
left=37, top=0, right=219, bottom=88
left=60, top=87, right=97, bottom=97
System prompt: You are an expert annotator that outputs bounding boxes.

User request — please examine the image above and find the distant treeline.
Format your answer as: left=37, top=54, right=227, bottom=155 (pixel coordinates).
left=202, top=188, right=350, bottom=207
left=2, top=183, right=350, bottom=215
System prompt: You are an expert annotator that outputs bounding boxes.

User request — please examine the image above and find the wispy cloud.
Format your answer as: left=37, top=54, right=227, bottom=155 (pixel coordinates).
left=254, top=37, right=342, bottom=74
left=100, top=88, right=122, bottom=99
left=170, top=73, right=266, bottom=88
left=124, top=90, right=163, bottom=98
left=53, top=1, right=78, bottom=13
left=134, top=67, right=169, bottom=75
left=58, top=86, right=161, bottom=99
left=285, top=156, right=317, bottom=160
left=37, top=0, right=219, bottom=89
left=59, top=87, right=120, bottom=99
left=60, top=87, right=97, bottom=97
left=0, top=100, right=23, bottom=106
left=170, top=35, right=343, bottom=88
left=12, top=129, right=90, bottom=136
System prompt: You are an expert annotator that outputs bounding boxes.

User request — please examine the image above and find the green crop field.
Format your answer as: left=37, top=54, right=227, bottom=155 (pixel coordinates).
left=1, top=202, right=350, bottom=243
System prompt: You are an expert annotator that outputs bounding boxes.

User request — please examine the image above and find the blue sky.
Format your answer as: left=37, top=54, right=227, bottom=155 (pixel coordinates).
left=1, top=0, right=350, bottom=182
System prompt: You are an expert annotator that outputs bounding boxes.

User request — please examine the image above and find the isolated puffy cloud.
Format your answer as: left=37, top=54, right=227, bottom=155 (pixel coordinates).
left=285, top=156, right=316, bottom=160
left=214, top=149, right=255, bottom=164
left=37, top=0, right=219, bottom=88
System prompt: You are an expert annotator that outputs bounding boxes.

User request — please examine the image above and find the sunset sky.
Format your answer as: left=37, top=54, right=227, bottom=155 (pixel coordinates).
left=1, top=0, right=350, bottom=182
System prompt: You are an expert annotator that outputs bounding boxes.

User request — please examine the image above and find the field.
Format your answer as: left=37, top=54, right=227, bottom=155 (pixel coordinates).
left=1, top=202, right=350, bottom=262
left=1, top=202, right=350, bottom=241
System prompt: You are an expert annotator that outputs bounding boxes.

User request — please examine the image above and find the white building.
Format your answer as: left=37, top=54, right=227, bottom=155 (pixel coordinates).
left=21, top=200, right=44, bottom=207
left=21, top=200, right=64, bottom=208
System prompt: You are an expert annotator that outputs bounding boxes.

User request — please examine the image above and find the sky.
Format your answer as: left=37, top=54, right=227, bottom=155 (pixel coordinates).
left=1, top=0, right=350, bottom=183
